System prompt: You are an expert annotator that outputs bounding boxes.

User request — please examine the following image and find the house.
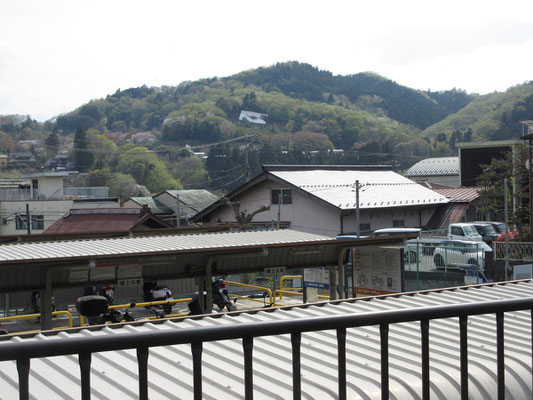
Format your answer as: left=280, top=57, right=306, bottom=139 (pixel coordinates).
left=43, top=206, right=173, bottom=234
left=405, top=157, right=460, bottom=187
left=192, top=165, right=449, bottom=236
left=7, top=152, right=38, bottom=168
left=0, top=172, right=119, bottom=235
left=121, top=197, right=175, bottom=225
left=153, top=189, right=219, bottom=226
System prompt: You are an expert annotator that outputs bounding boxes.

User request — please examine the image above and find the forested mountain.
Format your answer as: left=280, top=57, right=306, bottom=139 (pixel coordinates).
left=1, top=61, right=532, bottom=198
left=421, top=82, right=533, bottom=141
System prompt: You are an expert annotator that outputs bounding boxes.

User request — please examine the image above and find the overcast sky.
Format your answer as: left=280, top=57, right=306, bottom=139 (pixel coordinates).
left=2, top=0, right=533, bottom=122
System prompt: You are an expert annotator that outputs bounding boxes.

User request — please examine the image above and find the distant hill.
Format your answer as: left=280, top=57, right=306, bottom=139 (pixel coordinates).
left=421, top=82, right=533, bottom=141
left=2, top=61, right=533, bottom=182
left=49, top=61, right=485, bottom=155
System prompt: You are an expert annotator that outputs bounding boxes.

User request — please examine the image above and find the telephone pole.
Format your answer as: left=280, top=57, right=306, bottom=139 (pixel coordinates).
left=355, top=180, right=360, bottom=238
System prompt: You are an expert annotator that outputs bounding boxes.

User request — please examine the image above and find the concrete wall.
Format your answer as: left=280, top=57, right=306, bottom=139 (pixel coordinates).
left=32, top=176, right=65, bottom=199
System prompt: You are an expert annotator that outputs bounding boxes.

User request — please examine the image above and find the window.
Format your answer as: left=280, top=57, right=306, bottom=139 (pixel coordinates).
left=32, top=215, right=44, bottom=230
left=15, top=214, right=28, bottom=230
left=271, top=189, right=292, bottom=205
left=451, top=227, right=464, bottom=236
left=392, top=220, right=405, bottom=227
left=359, top=223, right=371, bottom=232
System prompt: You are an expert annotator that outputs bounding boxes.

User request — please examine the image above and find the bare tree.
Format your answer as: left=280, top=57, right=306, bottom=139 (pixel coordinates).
left=223, top=198, right=270, bottom=230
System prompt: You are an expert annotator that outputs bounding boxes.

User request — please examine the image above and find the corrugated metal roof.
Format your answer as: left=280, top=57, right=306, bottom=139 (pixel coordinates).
left=128, top=197, right=174, bottom=214
left=432, top=186, right=480, bottom=202
left=0, top=229, right=335, bottom=264
left=271, top=170, right=449, bottom=209
left=1, top=280, right=532, bottom=399
left=161, top=190, right=219, bottom=213
left=405, top=157, right=459, bottom=177
left=43, top=209, right=173, bottom=234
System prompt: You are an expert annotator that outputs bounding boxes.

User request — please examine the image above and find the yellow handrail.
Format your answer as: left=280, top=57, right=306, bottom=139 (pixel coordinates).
left=273, top=290, right=329, bottom=307
left=0, top=310, right=73, bottom=333
left=279, top=275, right=303, bottom=300
left=224, top=280, right=274, bottom=306
left=80, top=298, right=193, bottom=326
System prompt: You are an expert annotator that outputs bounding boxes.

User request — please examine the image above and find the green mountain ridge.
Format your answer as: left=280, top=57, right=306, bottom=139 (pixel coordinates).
left=2, top=61, right=533, bottom=168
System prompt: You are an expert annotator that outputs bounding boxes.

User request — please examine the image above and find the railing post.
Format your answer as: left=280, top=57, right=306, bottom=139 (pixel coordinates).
left=337, top=327, right=347, bottom=400
left=420, top=319, right=430, bottom=400
left=291, top=332, right=301, bottom=400
left=79, top=352, right=91, bottom=400
left=459, top=315, right=468, bottom=399
left=380, top=323, right=389, bottom=400
left=17, top=357, right=30, bottom=400
left=243, top=337, right=254, bottom=399
left=496, top=312, right=505, bottom=400
left=137, top=347, right=149, bottom=400
left=191, top=342, right=203, bottom=400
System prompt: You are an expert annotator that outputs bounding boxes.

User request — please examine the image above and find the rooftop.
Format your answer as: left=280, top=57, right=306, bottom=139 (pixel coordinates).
left=405, top=157, right=459, bottom=177
left=1, top=280, right=531, bottom=398
left=270, top=169, right=449, bottom=209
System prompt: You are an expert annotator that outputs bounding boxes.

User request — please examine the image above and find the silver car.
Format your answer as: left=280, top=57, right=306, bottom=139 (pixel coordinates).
left=433, top=240, right=492, bottom=269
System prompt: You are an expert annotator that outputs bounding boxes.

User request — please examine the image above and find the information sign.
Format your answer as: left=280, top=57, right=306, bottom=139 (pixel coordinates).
left=353, top=247, right=402, bottom=296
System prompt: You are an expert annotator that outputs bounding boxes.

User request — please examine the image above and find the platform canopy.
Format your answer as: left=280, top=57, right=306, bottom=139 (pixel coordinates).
left=0, top=229, right=412, bottom=293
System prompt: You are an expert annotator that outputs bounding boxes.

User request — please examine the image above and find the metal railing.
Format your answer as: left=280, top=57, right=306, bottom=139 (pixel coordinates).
left=493, top=241, right=533, bottom=261
left=279, top=275, right=303, bottom=300
left=62, top=187, right=109, bottom=199
left=2, top=297, right=531, bottom=400
left=224, top=280, right=274, bottom=306
left=0, top=310, right=73, bottom=332
left=0, top=187, right=110, bottom=201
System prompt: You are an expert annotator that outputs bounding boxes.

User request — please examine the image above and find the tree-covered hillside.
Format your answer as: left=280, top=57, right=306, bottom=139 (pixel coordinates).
left=1, top=61, right=532, bottom=198
left=421, top=82, right=533, bottom=141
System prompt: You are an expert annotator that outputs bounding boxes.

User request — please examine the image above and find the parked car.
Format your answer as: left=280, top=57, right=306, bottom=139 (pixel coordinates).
left=447, top=223, right=483, bottom=241
left=433, top=240, right=492, bottom=269
left=368, top=228, right=422, bottom=238
left=471, top=222, right=499, bottom=244
left=472, top=221, right=518, bottom=241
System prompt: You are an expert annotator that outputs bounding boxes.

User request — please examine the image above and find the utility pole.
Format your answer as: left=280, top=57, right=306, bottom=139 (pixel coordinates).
left=504, top=177, right=510, bottom=280
left=277, top=193, right=281, bottom=229
left=355, top=180, right=360, bottom=238
left=520, top=121, right=533, bottom=242
left=176, top=193, right=181, bottom=227
left=25, top=204, right=31, bottom=235
left=244, top=135, right=250, bottom=182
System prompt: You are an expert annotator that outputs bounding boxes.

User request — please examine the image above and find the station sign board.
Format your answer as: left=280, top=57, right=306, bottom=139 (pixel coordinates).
left=303, top=267, right=329, bottom=289
left=353, top=247, right=402, bottom=296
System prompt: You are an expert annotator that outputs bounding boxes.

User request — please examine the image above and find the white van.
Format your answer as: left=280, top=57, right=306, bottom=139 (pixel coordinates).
left=448, top=223, right=482, bottom=241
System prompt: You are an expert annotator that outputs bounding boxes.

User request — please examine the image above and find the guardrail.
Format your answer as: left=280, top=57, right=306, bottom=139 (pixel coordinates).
left=0, top=310, right=73, bottom=333
left=2, top=297, right=531, bottom=400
